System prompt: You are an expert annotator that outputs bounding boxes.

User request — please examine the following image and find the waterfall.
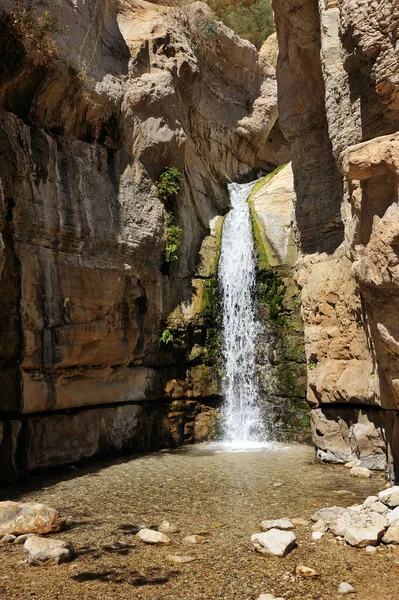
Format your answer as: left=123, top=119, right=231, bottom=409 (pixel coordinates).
left=218, top=180, right=266, bottom=447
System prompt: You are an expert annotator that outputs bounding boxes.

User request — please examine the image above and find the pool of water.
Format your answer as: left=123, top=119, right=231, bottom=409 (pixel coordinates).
left=0, top=444, right=396, bottom=600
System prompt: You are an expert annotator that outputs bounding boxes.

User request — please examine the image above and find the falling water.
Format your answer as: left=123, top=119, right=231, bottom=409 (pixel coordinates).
left=218, top=180, right=266, bottom=448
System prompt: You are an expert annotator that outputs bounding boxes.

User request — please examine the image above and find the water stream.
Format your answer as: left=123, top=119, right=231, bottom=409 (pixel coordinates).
left=219, top=180, right=266, bottom=448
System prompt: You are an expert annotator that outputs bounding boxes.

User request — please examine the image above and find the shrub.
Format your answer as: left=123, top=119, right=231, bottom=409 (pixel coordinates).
left=160, top=328, right=174, bottom=345
left=156, top=167, right=183, bottom=206
left=164, top=213, right=183, bottom=264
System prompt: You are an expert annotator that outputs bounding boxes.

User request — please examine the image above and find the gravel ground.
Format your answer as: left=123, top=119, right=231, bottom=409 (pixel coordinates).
left=0, top=443, right=396, bottom=600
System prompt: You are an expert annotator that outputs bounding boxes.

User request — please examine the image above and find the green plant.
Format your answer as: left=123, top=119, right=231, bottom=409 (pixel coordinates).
left=258, top=268, right=286, bottom=327
left=164, top=212, right=183, bottom=264
left=157, top=167, right=183, bottom=206
left=308, top=360, right=318, bottom=370
left=160, top=328, right=174, bottom=345
left=199, top=18, right=218, bottom=37
left=10, top=0, right=63, bottom=63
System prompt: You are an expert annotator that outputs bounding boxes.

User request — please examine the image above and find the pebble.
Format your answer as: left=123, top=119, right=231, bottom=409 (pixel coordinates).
left=0, top=534, right=16, bottom=545
left=350, top=466, right=371, bottom=478
left=295, top=565, right=319, bottom=578
left=260, top=519, right=294, bottom=531
left=338, top=582, right=355, bottom=594
left=166, top=554, right=196, bottom=564
left=158, top=520, right=180, bottom=534
left=257, top=595, right=285, bottom=600
left=272, top=483, right=283, bottom=487
left=182, top=535, right=207, bottom=544
left=312, top=531, right=324, bottom=540
left=366, top=545, right=377, bottom=553
left=136, top=528, right=171, bottom=545
left=251, top=529, right=296, bottom=558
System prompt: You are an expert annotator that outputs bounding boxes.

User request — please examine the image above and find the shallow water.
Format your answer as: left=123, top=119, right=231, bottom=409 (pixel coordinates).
left=0, top=444, right=397, bottom=600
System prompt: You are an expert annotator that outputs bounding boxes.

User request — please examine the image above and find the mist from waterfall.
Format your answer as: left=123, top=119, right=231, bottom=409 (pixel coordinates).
left=218, top=180, right=266, bottom=448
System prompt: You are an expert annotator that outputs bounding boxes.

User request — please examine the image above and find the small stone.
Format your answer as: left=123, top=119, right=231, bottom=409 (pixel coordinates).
left=295, top=565, right=319, bottom=578
left=182, top=535, right=207, bottom=544
left=251, top=529, right=296, bottom=558
left=362, top=496, right=379, bottom=508
left=291, top=518, right=310, bottom=526
left=158, top=520, right=180, bottom=534
left=312, top=531, right=324, bottom=540
left=136, top=528, right=171, bottom=545
left=260, top=519, right=294, bottom=531
left=344, top=526, right=383, bottom=548
left=272, top=482, right=283, bottom=487
left=344, top=459, right=359, bottom=469
left=24, top=536, right=74, bottom=565
left=378, top=486, right=399, bottom=508
left=166, top=554, right=196, bottom=564
left=350, top=466, right=371, bottom=478
left=382, top=522, right=399, bottom=544
left=338, top=582, right=355, bottom=594
left=13, top=534, right=35, bottom=545
left=257, top=595, right=285, bottom=600
left=0, top=534, right=16, bottom=545
left=312, top=520, right=327, bottom=533
left=365, top=545, right=377, bottom=553
left=388, top=507, right=399, bottom=525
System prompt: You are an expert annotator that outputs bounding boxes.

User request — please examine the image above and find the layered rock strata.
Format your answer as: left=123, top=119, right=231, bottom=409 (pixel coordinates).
left=0, top=0, right=288, bottom=479
left=272, top=0, right=399, bottom=477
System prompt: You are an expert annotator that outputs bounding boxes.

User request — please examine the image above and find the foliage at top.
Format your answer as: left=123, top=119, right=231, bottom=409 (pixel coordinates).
left=10, top=0, right=63, bottom=62
left=156, top=167, right=183, bottom=207
left=206, top=0, right=275, bottom=49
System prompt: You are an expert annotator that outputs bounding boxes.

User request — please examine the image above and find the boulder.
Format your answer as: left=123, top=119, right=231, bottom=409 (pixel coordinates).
left=378, top=487, right=399, bottom=508
left=382, top=522, right=399, bottom=544
left=24, top=536, right=74, bottom=565
left=369, top=501, right=389, bottom=514
left=251, top=529, right=296, bottom=558
left=260, top=519, right=294, bottom=531
left=344, top=526, right=384, bottom=547
left=0, top=502, right=65, bottom=536
left=350, top=466, right=371, bottom=478
left=14, top=534, right=35, bottom=545
left=387, top=506, right=399, bottom=526
left=136, top=529, right=171, bottom=545
left=362, top=496, right=378, bottom=508
left=311, top=506, right=345, bottom=524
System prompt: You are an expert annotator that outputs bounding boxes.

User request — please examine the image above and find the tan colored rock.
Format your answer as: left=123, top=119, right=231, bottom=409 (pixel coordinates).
left=24, top=536, right=74, bottom=565
left=382, top=522, right=399, bottom=545
left=259, top=32, right=278, bottom=69
left=295, top=565, right=319, bottom=578
left=182, top=535, right=207, bottom=545
left=0, top=502, right=65, bottom=537
left=158, top=521, right=180, bottom=534
left=260, top=518, right=294, bottom=531
left=136, top=529, right=171, bottom=545
left=291, top=518, right=310, bottom=526
left=379, top=487, right=399, bottom=508
left=166, top=554, right=196, bottom=564
left=350, top=466, right=372, bottom=479
left=251, top=529, right=296, bottom=558
left=344, top=526, right=384, bottom=548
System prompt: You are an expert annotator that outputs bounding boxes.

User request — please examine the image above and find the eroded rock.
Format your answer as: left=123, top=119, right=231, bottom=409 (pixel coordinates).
left=0, top=502, right=65, bottom=537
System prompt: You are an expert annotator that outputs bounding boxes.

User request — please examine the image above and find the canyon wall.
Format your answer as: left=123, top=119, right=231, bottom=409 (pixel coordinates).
left=0, top=0, right=290, bottom=480
left=273, top=0, right=399, bottom=478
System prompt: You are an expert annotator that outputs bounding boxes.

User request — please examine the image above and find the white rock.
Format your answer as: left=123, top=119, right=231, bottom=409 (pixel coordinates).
left=369, top=511, right=388, bottom=530
left=136, top=528, right=171, bottom=545
left=365, top=545, right=377, bottom=553
left=158, top=520, right=180, bottom=534
left=330, top=510, right=368, bottom=537
left=312, top=519, right=327, bottom=532
left=166, top=554, right=196, bottom=564
left=350, top=466, right=371, bottom=478
left=311, top=506, right=345, bottom=523
left=344, top=526, right=383, bottom=547
left=257, top=595, right=285, bottom=600
left=13, top=534, right=34, bottom=545
left=378, top=486, right=399, bottom=508
left=251, top=529, right=296, bottom=558
left=369, top=501, right=389, bottom=514
left=347, top=505, right=363, bottom=512
left=260, top=518, right=294, bottom=531
left=382, top=522, right=399, bottom=544
left=312, top=531, right=324, bottom=540
left=182, top=535, right=207, bottom=544
left=24, top=536, right=74, bottom=565
left=388, top=506, right=399, bottom=526
left=0, top=534, right=16, bottom=545
left=362, top=496, right=378, bottom=508
left=338, top=582, right=355, bottom=594
left=344, top=459, right=359, bottom=469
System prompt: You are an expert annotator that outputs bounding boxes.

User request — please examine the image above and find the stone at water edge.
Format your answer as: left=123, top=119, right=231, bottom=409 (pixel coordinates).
left=182, top=535, right=207, bottom=544
left=260, top=519, right=294, bottom=531
left=166, top=554, right=196, bottom=564
left=251, top=529, right=296, bottom=558
left=378, top=487, right=399, bottom=508
left=158, top=520, right=180, bottom=534
left=344, top=526, right=384, bottom=548
left=0, top=502, right=65, bottom=536
left=136, top=529, right=171, bottom=545
left=295, top=565, right=319, bottom=578
left=382, top=522, right=399, bottom=544
left=350, top=466, right=371, bottom=478
left=338, top=582, right=355, bottom=594
left=24, top=536, right=74, bottom=565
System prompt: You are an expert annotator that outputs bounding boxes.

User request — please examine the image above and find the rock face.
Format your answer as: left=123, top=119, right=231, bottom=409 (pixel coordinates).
left=0, top=502, right=65, bottom=536
left=272, top=0, right=399, bottom=479
left=250, top=164, right=308, bottom=441
left=0, top=1, right=287, bottom=480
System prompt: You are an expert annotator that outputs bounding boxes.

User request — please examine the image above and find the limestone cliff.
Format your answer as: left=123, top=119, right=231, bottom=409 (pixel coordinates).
left=0, top=0, right=288, bottom=479
left=272, top=0, right=399, bottom=478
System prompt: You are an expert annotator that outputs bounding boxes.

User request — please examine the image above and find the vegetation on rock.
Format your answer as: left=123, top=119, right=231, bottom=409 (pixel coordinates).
left=156, top=168, right=184, bottom=266
left=156, top=167, right=183, bottom=208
